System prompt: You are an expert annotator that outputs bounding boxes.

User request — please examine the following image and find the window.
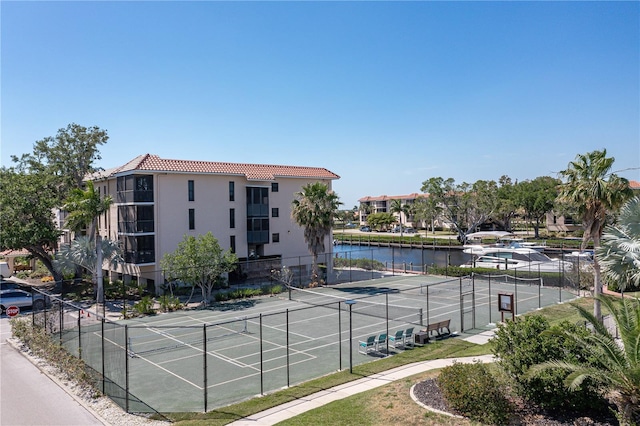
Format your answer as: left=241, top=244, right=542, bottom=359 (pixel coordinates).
left=230, top=236, right=236, bottom=253
left=230, top=208, right=235, bottom=228
left=229, top=181, right=235, bottom=201
left=189, top=209, right=195, bottom=230
left=188, top=180, right=194, bottom=201
left=272, top=233, right=280, bottom=243
left=271, top=182, right=279, bottom=192
left=272, top=207, right=279, bottom=217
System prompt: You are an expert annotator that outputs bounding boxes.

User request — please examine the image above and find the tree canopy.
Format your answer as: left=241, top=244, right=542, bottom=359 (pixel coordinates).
left=160, top=232, right=238, bottom=305
left=12, top=123, right=108, bottom=195
left=1, top=124, right=109, bottom=285
left=0, top=168, right=62, bottom=283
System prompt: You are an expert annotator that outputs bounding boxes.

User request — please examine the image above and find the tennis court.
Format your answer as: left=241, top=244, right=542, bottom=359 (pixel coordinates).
left=50, top=273, right=577, bottom=413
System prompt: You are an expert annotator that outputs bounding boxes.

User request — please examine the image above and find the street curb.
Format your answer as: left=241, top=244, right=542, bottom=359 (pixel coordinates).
left=6, top=337, right=112, bottom=426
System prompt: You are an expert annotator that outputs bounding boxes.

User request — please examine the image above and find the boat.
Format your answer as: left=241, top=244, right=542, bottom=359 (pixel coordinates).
left=461, top=246, right=572, bottom=272
left=498, top=237, right=547, bottom=252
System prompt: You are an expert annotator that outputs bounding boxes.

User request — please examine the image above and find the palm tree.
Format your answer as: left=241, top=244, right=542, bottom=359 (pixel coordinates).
left=597, top=196, right=640, bottom=293
left=63, top=180, right=113, bottom=303
left=558, top=149, right=632, bottom=319
left=54, top=236, right=123, bottom=285
left=291, top=182, right=341, bottom=285
left=63, top=180, right=112, bottom=240
left=529, top=295, right=640, bottom=425
left=390, top=199, right=410, bottom=236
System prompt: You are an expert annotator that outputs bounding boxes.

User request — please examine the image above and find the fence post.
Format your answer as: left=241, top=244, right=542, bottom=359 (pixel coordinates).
left=488, top=274, right=493, bottom=325
left=459, top=276, right=463, bottom=332
left=472, top=275, right=476, bottom=330
left=385, top=293, right=389, bottom=355
left=59, top=300, right=63, bottom=344
left=125, top=325, right=129, bottom=413
left=101, top=318, right=105, bottom=394
left=78, top=308, right=82, bottom=359
left=259, top=314, right=263, bottom=395
left=203, top=324, right=208, bottom=413
left=286, top=309, right=290, bottom=387
left=338, top=304, right=342, bottom=371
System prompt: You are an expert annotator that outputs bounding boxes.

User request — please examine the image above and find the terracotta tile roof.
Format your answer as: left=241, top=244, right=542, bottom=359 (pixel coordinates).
left=629, top=180, right=640, bottom=189
left=100, top=154, right=339, bottom=181
left=358, top=193, right=428, bottom=202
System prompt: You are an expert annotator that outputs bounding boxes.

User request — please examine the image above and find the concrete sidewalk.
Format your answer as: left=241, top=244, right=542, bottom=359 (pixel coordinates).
left=229, top=332, right=496, bottom=425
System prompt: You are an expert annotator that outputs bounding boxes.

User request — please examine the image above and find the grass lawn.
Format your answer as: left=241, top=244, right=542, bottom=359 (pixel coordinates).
left=164, top=297, right=597, bottom=426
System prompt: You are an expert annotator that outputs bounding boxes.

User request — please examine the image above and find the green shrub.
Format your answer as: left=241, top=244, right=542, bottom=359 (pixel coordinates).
left=158, top=294, right=182, bottom=312
left=260, top=284, right=283, bottom=295
left=437, top=361, right=512, bottom=425
left=133, top=296, right=156, bottom=315
left=491, top=315, right=605, bottom=410
left=214, top=292, right=229, bottom=302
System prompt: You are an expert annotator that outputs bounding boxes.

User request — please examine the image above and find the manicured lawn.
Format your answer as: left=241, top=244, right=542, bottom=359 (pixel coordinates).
left=165, top=298, right=596, bottom=426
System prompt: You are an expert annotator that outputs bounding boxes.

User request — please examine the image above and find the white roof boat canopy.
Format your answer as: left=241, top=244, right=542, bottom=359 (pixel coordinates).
left=465, top=231, right=514, bottom=239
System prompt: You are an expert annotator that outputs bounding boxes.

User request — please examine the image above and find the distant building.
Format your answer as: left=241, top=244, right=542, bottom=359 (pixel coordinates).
left=545, top=179, right=640, bottom=233
left=358, top=193, right=429, bottom=229
left=84, top=154, right=339, bottom=293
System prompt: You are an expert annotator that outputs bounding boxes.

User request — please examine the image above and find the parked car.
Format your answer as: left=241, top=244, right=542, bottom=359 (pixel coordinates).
left=0, top=289, right=47, bottom=313
left=405, top=228, right=416, bottom=233
left=360, top=226, right=371, bottom=232
left=0, top=279, right=27, bottom=291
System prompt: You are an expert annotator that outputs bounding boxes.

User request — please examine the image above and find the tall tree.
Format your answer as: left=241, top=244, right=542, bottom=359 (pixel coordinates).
left=12, top=123, right=108, bottom=196
left=421, top=177, right=499, bottom=243
left=160, top=232, right=238, bottom=305
left=597, top=196, right=640, bottom=293
left=529, top=296, right=640, bottom=425
left=558, top=149, right=632, bottom=319
left=494, top=176, right=518, bottom=232
left=517, top=176, right=561, bottom=238
left=2, top=124, right=109, bottom=289
left=0, top=168, right=62, bottom=286
left=412, top=195, right=442, bottom=233
left=291, top=182, right=341, bottom=285
left=62, top=181, right=113, bottom=303
left=389, top=199, right=411, bottom=236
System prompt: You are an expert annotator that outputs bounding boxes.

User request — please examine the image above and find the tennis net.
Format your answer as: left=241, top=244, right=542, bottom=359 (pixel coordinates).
left=287, top=285, right=423, bottom=324
left=127, top=317, right=248, bottom=358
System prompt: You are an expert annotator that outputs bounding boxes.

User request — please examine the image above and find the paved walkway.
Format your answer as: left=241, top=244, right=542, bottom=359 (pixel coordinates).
left=229, top=331, right=496, bottom=425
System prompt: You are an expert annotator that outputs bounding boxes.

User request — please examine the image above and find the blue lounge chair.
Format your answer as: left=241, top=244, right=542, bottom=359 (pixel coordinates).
left=389, top=330, right=405, bottom=348
left=374, top=333, right=387, bottom=352
left=358, top=335, right=376, bottom=354
left=403, top=327, right=415, bottom=347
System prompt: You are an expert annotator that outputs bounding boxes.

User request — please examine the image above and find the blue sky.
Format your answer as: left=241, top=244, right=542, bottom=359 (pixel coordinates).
left=2, top=1, right=638, bottom=208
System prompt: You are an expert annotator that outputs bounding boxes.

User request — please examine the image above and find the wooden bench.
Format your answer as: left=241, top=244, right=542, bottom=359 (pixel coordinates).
left=422, top=319, right=451, bottom=341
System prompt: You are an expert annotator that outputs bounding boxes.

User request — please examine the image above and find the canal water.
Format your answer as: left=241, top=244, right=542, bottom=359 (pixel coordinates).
left=331, top=243, right=471, bottom=270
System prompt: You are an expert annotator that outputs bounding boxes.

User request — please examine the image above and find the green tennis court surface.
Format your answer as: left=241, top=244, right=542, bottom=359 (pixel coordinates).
left=61, top=273, right=577, bottom=412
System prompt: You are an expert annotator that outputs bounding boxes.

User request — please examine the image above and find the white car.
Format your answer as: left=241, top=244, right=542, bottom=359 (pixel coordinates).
left=0, top=289, right=47, bottom=313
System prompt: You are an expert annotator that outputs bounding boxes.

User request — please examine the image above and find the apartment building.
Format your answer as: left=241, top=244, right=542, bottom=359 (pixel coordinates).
left=358, top=193, right=427, bottom=228
left=90, top=154, right=339, bottom=293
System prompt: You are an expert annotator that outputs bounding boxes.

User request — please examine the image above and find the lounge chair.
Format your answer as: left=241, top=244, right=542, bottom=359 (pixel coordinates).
left=374, top=333, right=387, bottom=352
left=358, top=335, right=376, bottom=354
left=403, top=327, right=415, bottom=347
left=389, top=330, right=405, bottom=348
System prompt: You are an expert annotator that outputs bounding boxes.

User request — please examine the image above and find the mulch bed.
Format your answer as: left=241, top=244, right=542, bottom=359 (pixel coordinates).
left=413, top=379, right=618, bottom=425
